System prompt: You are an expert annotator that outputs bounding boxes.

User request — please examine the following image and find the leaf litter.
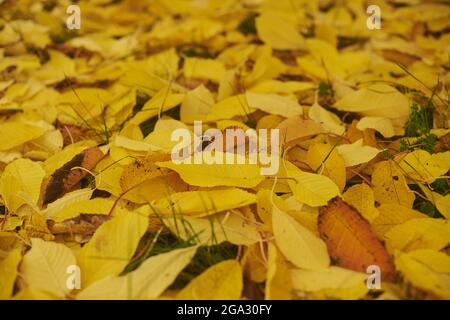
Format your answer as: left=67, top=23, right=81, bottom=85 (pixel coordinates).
left=0, top=0, right=449, bottom=300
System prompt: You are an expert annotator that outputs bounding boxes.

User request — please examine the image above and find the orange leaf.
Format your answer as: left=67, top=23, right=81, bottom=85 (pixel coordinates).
left=277, top=118, right=323, bottom=148
left=318, top=197, right=396, bottom=282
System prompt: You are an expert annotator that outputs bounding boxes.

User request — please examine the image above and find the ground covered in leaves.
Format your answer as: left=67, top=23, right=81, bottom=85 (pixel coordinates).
left=0, top=0, right=450, bottom=300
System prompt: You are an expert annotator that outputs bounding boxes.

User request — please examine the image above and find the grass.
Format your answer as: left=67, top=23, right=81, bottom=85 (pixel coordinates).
left=400, top=133, right=437, bottom=154
left=139, top=105, right=181, bottom=136
left=179, top=44, right=213, bottom=59
left=122, top=230, right=238, bottom=290
left=171, top=243, right=238, bottom=289
left=238, top=14, right=257, bottom=35
left=405, top=103, right=434, bottom=137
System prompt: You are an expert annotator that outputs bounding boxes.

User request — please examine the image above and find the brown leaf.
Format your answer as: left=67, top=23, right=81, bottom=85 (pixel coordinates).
left=42, top=147, right=104, bottom=205
left=318, top=197, right=396, bottom=282
left=56, top=122, right=96, bottom=146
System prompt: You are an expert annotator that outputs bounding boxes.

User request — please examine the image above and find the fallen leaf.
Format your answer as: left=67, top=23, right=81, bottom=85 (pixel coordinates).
left=0, top=159, right=45, bottom=212
left=272, top=203, right=330, bottom=270
left=177, top=260, right=243, bottom=300
left=77, top=246, right=198, bottom=300
left=318, top=197, right=396, bottom=281
left=0, top=247, right=22, bottom=299
left=20, top=238, right=76, bottom=298
left=77, top=211, right=148, bottom=287
left=371, top=160, right=415, bottom=208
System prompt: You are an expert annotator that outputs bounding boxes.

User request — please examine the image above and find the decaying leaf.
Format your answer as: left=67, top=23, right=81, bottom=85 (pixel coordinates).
left=43, top=147, right=104, bottom=205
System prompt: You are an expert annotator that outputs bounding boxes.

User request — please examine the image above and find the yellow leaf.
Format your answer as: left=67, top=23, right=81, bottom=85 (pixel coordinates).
left=68, top=33, right=138, bottom=59
left=371, top=160, right=415, bottom=208
left=435, top=194, right=450, bottom=219
left=343, top=183, right=379, bottom=222
left=177, top=260, right=243, bottom=300
left=336, top=139, right=380, bottom=167
left=255, top=12, right=305, bottom=50
left=144, top=118, right=192, bottom=152
left=245, top=92, right=303, bottom=118
left=334, top=84, right=410, bottom=129
left=13, top=288, right=57, bottom=300
left=58, top=88, right=110, bottom=122
left=0, top=247, right=22, bottom=299
left=395, top=250, right=450, bottom=299
left=156, top=152, right=264, bottom=188
left=243, top=46, right=285, bottom=87
left=265, top=243, right=293, bottom=300
left=285, top=161, right=340, bottom=207
left=163, top=211, right=261, bottom=246
left=77, top=246, right=198, bottom=300
left=371, top=204, right=427, bottom=238
left=291, top=266, right=369, bottom=300
left=249, top=80, right=315, bottom=94
left=77, top=211, right=148, bottom=287
left=207, top=95, right=254, bottom=121
left=308, top=104, right=345, bottom=136
left=0, top=121, right=45, bottom=151
left=242, top=244, right=267, bottom=283
left=180, top=85, right=214, bottom=123
left=95, top=156, right=124, bottom=197
left=356, top=117, right=396, bottom=138
left=51, top=198, right=116, bottom=222
left=385, top=218, right=450, bottom=252
left=129, top=86, right=185, bottom=126
left=42, top=189, right=94, bottom=220
left=272, top=204, right=329, bottom=270
left=20, top=238, right=76, bottom=298
left=398, top=149, right=448, bottom=183
left=256, top=189, right=288, bottom=230
left=305, top=39, right=343, bottom=77
left=150, top=188, right=256, bottom=217
left=184, top=58, right=225, bottom=83
left=33, top=50, right=76, bottom=84
left=307, top=143, right=346, bottom=192
left=0, top=159, right=45, bottom=212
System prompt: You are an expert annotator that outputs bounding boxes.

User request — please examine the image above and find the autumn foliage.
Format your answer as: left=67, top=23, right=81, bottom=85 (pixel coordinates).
left=0, top=0, right=449, bottom=300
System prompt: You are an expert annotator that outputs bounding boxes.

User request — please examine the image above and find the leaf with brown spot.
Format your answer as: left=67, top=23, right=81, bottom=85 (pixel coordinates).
left=42, top=147, right=105, bottom=205
left=119, top=153, right=171, bottom=192
left=119, top=153, right=188, bottom=203
left=371, top=160, right=415, bottom=208
left=318, top=197, right=396, bottom=282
